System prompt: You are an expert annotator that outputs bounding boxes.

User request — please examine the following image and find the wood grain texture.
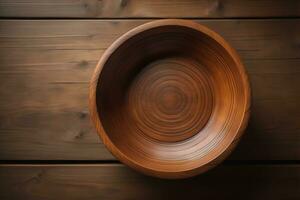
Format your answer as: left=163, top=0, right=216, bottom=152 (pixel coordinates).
left=0, top=0, right=299, bottom=18
left=89, top=19, right=250, bottom=178
left=0, top=20, right=299, bottom=160
left=0, top=164, right=299, bottom=199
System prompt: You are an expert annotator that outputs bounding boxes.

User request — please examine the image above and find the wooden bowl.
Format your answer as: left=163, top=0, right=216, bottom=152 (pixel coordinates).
left=89, top=19, right=250, bottom=179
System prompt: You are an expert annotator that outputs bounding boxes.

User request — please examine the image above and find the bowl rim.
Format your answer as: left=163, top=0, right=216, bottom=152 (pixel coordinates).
left=89, top=19, right=251, bottom=179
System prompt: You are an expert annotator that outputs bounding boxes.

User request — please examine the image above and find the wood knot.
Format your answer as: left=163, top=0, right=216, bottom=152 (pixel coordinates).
left=79, top=111, right=88, bottom=119
left=207, top=0, right=224, bottom=15
left=79, top=60, right=89, bottom=68
left=120, top=0, right=128, bottom=8
left=75, top=131, right=85, bottom=139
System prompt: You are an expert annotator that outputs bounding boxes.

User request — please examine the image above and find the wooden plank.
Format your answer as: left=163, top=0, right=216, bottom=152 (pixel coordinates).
left=0, top=164, right=299, bottom=199
left=0, top=20, right=299, bottom=160
left=0, top=0, right=299, bottom=18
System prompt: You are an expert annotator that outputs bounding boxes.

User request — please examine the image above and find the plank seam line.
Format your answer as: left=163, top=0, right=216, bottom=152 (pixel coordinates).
left=0, top=17, right=299, bottom=20
left=0, top=160, right=300, bottom=165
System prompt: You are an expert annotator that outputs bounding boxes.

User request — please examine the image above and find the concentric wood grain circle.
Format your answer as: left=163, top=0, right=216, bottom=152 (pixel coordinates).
left=89, top=19, right=251, bottom=179
left=127, top=57, right=213, bottom=142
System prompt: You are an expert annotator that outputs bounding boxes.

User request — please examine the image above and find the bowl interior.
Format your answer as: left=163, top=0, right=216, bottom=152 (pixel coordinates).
left=95, top=24, right=248, bottom=174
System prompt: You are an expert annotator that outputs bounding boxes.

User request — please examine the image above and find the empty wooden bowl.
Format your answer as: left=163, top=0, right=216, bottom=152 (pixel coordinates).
left=89, top=19, right=250, bottom=179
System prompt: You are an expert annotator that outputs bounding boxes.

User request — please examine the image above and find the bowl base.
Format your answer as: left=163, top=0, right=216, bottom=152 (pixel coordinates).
left=127, top=56, right=214, bottom=143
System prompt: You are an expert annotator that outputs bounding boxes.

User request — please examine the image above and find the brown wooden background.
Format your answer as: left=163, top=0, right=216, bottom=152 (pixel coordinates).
left=0, top=0, right=299, bottom=199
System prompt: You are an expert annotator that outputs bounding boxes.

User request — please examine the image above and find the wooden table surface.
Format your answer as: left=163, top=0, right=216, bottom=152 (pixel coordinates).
left=0, top=0, right=299, bottom=199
